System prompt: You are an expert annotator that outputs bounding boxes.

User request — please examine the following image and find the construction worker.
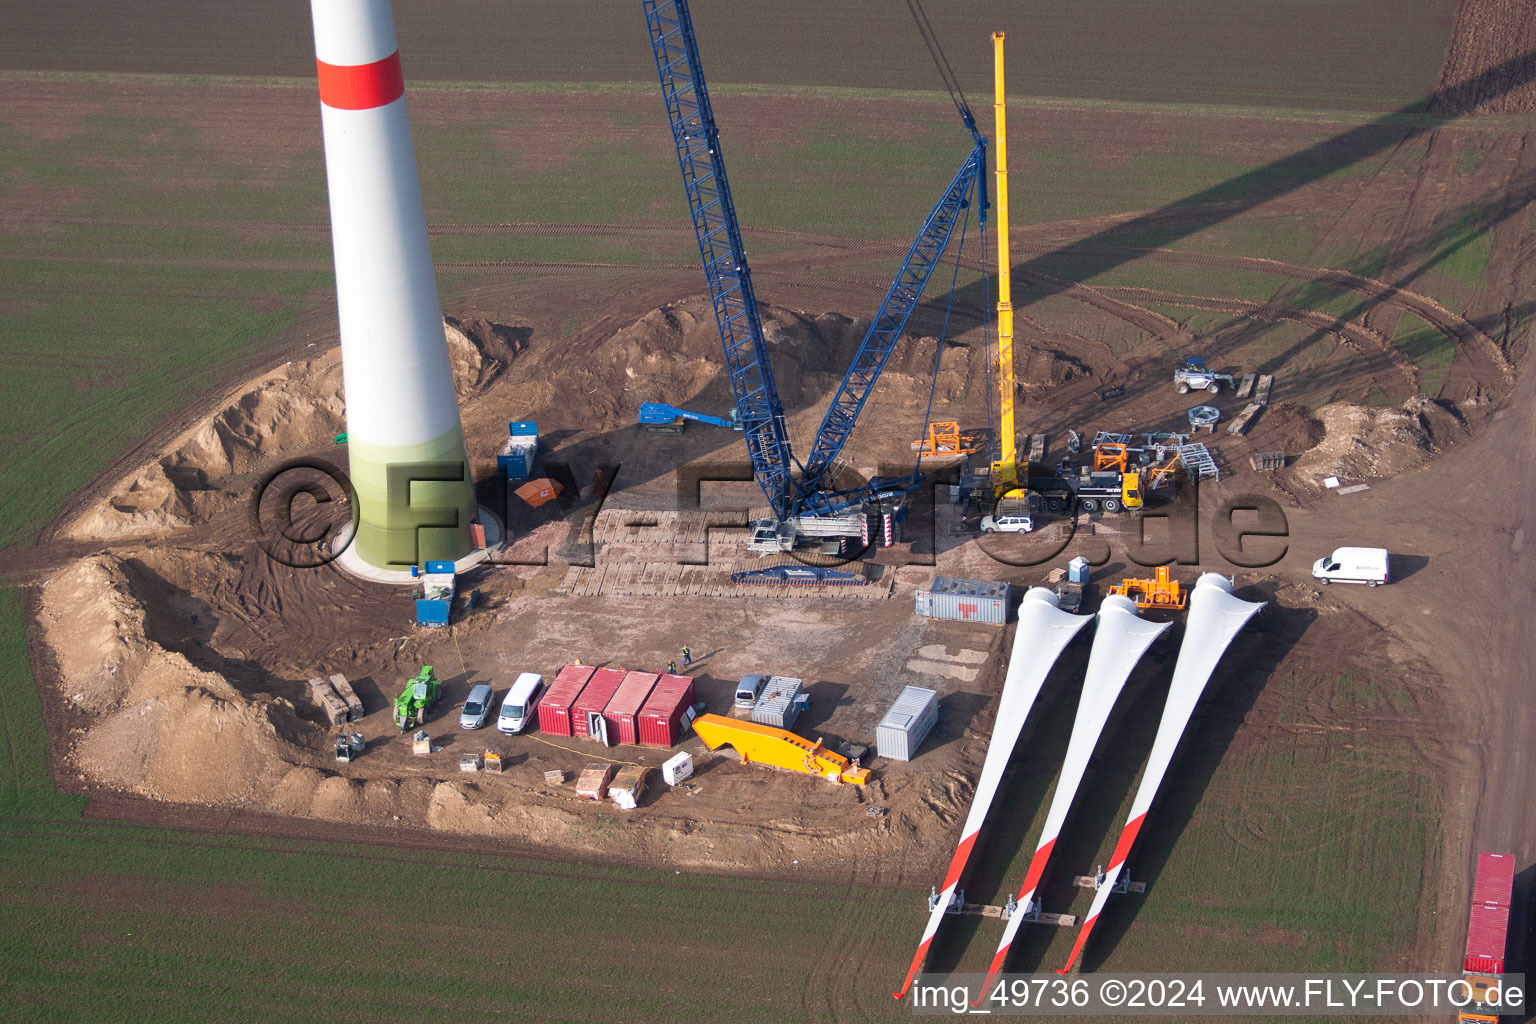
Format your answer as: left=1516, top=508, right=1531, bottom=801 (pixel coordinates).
left=681, top=645, right=692, bottom=668
left=667, top=660, right=677, bottom=675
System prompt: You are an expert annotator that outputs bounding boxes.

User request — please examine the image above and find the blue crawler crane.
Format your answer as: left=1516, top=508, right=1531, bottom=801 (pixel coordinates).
left=641, top=0, right=987, bottom=548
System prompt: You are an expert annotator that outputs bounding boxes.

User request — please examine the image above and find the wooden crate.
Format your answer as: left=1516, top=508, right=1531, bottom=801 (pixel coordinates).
left=327, top=673, right=364, bottom=720
left=306, top=677, right=349, bottom=726
left=1251, top=451, right=1286, bottom=471
left=609, top=765, right=649, bottom=810
left=575, top=763, right=615, bottom=800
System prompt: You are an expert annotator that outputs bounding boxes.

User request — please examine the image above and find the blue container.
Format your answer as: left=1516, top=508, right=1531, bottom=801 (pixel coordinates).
left=1068, top=557, right=1091, bottom=584
left=497, top=421, right=539, bottom=482
left=415, top=599, right=450, bottom=626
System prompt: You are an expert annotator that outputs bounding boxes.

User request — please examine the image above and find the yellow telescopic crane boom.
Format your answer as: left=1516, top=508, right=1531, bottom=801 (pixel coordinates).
left=989, top=31, right=1021, bottom=497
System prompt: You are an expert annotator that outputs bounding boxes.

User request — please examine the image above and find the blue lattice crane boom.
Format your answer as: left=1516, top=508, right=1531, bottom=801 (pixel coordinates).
left=794, top=141, right=986, bottom=515
left=642, top=0, right=796, bottom=520
left=642, top=0, right=986, bottom=526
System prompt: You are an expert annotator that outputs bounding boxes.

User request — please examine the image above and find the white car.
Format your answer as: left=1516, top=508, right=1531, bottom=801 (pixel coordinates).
left=980, top=513, right=1034, bottom=534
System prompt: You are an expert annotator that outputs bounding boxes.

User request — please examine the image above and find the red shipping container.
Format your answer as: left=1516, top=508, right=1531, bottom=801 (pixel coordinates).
left=1464, top=851, right=1515, bottom=974
left=637, top=674, right=698, bottom=748
left=604, top=671, right=660, bottom=746
left=571, top=667, right=627, bottom=741
left=536, top=663, right=596, bottom=737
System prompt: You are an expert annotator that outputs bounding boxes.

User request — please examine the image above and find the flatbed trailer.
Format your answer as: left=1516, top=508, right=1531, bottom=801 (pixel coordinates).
left=1458, top=851, right=1515, bottom=1024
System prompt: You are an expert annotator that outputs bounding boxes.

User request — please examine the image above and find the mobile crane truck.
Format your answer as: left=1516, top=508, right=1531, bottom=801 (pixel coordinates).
left=1028, top=466, right=1143, bottom=514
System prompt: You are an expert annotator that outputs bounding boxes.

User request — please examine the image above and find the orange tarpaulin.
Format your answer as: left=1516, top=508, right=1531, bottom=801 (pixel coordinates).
left=515, top=477, right=563, bottom=507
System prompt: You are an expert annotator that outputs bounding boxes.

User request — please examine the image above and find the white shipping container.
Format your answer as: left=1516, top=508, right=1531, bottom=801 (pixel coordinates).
left=877, top=685, right=939, bottom=762
left=914, top=576, right=1011, bottom=624
left=750, top=676, right=804, bottom=729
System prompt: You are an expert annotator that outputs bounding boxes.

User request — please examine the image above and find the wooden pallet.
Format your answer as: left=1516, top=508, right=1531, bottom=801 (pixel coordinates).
left=1073, top=875, right=1147, bottom=894
left=1028, top=433, right=1047, bottom=463
left=1235, top=372, right=1257, bottom=399
left=954, top=902, right=1076, bottom=926
left=327, top=673, right=364, bottom=719
left=1254, top=373, right=1274, bottom=404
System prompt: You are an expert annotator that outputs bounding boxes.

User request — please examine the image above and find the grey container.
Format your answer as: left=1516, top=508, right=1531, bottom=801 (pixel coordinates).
left=914, top=576, right=1011, bottom=624
left=749, top=675, right=804, bottom=729
left=877, top=685, right=939, bottom=761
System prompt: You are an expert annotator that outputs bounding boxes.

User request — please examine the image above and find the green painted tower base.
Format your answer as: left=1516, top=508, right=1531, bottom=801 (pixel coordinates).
left=347, top=424, right=477, bottom=568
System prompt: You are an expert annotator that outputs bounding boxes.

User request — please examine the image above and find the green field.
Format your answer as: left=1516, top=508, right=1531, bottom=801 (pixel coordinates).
left=0, top=0, right=1472, bottom=1007
left=0, top=0, right=1455, bottom=112
left=0, top=819, right=925, bottom=1023
left=1394, top=311, right=1460, bottom=395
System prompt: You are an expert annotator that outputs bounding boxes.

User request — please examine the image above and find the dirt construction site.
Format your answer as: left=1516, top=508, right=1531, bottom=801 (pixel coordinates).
left=9, top=0, right=1536, bottom=1018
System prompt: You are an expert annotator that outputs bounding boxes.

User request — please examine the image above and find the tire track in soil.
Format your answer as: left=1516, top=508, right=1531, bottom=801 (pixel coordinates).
left=1013, top=268, right=1183, bottom=341
left=1116, top=246, right=1514, bottom=381
left=0, top=811, right=918, bottom=903
left=799, top=877, right=883, bottom=1024
left=1091, top=284, right=1420, bottom=389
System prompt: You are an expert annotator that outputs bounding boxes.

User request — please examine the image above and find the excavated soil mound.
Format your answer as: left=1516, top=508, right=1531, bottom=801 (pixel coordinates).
left=39, top=554, right=316, bottom=803
left=580, top=299, right=1095, bottom=423
left=66, top=318, right=523, bottom=543
left=37, top=553, right=487, bottom=826
left=1290, top=396, right=1466, bottom=487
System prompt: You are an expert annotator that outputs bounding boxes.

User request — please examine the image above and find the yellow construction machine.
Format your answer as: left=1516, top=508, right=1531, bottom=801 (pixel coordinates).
left=692, top=714, right=870, bottom=785
left=911, top=421, right=980, bottom=457
left=1109, top=566, right=1187, bottom=610
left=989, top=31, right=1024, bottom=499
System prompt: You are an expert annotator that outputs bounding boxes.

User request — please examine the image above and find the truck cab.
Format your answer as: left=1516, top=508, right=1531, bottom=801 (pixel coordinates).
left=1074, top=469, right=1143, bottom=513
left=1456, top=975, right=1501, bottom=1023
left=1121, top=471, right=1143, bottom=509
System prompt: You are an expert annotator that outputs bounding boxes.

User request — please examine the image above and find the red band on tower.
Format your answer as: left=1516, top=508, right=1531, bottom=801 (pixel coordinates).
left=316, top=52, right=404, bottom=110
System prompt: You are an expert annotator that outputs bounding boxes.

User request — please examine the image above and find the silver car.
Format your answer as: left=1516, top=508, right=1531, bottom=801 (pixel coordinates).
left=459, top=682, right=495, bottom=729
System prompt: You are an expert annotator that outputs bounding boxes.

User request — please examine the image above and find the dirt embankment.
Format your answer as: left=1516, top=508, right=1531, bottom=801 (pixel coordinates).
left=60, top=299, right=1119, bottom=545
left=64, top=317, right=524, bottom=544
left=36, top=547, right=981, bottom=875
left=1289, top=396, right=1467, bottom=489
left=40, top=554, right=317, bottom=804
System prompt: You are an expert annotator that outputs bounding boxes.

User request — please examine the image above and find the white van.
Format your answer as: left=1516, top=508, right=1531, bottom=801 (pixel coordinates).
left=1312, top=546, right=1389, bottom=587
left=497, top=672, right=544, bottom=734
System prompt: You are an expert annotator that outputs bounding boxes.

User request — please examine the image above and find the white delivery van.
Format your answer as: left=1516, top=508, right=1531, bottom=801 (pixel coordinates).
left=1312, top=546, right=1389, bottom=586
left=497, top=672, right=544, bottom=734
